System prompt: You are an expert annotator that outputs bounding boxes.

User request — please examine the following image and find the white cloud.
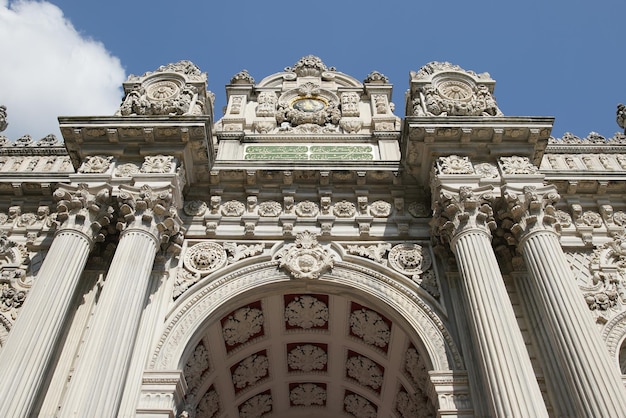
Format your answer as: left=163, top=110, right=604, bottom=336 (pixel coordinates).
left=0, top=0, right=126, bottom=141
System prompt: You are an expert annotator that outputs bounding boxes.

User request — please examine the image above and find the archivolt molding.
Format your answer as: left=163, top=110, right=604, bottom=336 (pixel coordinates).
left=601, top=310, right=626, bottom=362
left=150, top=259, right=461, bottom=372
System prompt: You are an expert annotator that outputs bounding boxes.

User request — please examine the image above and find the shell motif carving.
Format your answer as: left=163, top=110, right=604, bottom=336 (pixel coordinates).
left=350, top=308, right=391, bottom=348
left=287, top=344, right=327, bottom=372
left=284, top=295, right=329, bottom=329
left=222, top=306, right=264, bottom=346
left=183, top=242, right=227, bottom=276
left=232, top=353, right=269, bottom=389
left=277, top=231, right=334, bottom=279
left=290, top=383, right=326, bottom=406
left=346, top=355, right=384, bottom=390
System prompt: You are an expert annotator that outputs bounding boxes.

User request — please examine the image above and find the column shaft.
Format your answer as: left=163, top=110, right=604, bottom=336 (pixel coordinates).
left=0, top=230, right=92, bottom=418
left=452, top=230, right=548, bottom=417
left=60, top=229, right=158, bottom=417
left=521, top=230, right=626, bottom=416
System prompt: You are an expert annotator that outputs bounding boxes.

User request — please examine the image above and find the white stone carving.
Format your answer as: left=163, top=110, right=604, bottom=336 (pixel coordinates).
left=556, top=210, right=573, bottom=228
left=341, top=92, right=360, bottom=117
left=183, top=200, right=207, bottom=217
left=224, top=242, right=264, bottom=263
left=222, top=307, right=264, bottom=346
left=78, top=155, right=113, bottom=173
left=346, top=243, right=391, bottom=263
left=344, top=393, right=377, bottom=418
left=350, top=308, right=391, bottom=347
left=290, top=383, right=326, bottom=406
left=114, top=163, right=140, bottom=177
left=287, top=344, right=327, bottom=372
left=239, top=393, right=272, bottom=418
left=499, top=156, right=538, bottom=174
left=576, top=211, right=603, bottom=228
left=284, top=295, right=328, bottom=329
left=388, top=243, right=432, bottom=278
left=256, top=91, right=277, bottom=117
left=437, top=155, right=473, bottom=174
left=221, top=200, right=245, bottom=217
left=295, top=200, right=319, bottom=217
left=258, top=201, right=282, bottom=217
left=333, top=200, right=356, bottom=218
left=369, top=200, right=392, bottom=217
left=346, top=355, right=383, bottom=389
left=183, top=242, right=227, bottom=276
left=277, top=231, right=334, bottom=279
left=232, top=353, right=269, bottom=388
left=141, top=155, right=174, bottom=173
left=408, top=202, right=430, bottom=218
left=172, top=269, right=200, bottom=300
left=474, top=162, right=500, bottom=178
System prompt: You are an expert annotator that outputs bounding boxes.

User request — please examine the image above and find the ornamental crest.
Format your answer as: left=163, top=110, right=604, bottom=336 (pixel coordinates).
left=183, top=242, right=227, bottom=275
left=388, top=243, right=432, bottom=278
left=582, top=235, right=626, bottom=316
left=276, top=231, right=333, bottom=279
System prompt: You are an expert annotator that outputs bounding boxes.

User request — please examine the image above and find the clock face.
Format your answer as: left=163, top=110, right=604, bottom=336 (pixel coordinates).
left=292, top=98, right=326, bottom=113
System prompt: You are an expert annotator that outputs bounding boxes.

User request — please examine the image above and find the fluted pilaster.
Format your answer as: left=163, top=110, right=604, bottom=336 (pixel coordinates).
left=0, top=184, right=113, bottom=418
left=505, top=184, right=626, bottom=416
left=434, top=184, right=548, bottom=417
left=60, top=184, right=182, bottom=418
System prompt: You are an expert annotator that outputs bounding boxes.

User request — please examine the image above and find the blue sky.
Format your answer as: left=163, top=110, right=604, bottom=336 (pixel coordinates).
left=1, top=0, right=624, bottom=140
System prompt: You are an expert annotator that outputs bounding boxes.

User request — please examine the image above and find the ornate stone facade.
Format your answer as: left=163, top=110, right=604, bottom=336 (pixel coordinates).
left=0, top=56, right=625, bottom=418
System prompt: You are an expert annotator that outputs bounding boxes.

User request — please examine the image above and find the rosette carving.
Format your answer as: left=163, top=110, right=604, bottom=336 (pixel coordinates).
left=183, top=200, right=207, bottom=216
left=141, top=155, right=174, bottom=173
left=276, top=231, right=334, bottom=279
left=295, top=201, right=319, bottom=217
left=183, top=242, right=227, bottom=275
left=388, top=243, right=432, bottom=278
left=333, top=200, right=356, bottom=217
left=221, top=200, right=245, bottom=217
left=258, top=201, right=282, bottom=217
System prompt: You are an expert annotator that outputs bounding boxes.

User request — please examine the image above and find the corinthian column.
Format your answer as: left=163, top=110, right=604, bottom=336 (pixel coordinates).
left=0, top=184, right=113, bottom=418
left=60, top=184, right=183, bottom=418
left=504, top=184, right=626, bottom=416
left=433, top=185, right=548, bottom=417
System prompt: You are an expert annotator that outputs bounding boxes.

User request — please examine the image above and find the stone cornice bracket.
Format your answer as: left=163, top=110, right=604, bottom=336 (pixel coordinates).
left=432, top=185, right=496, bottom=245
left=53, top=183, right=114, bottom=243
left=116, top=184, right=184, bottom=253
left=502, top=184, right=560, bottom=243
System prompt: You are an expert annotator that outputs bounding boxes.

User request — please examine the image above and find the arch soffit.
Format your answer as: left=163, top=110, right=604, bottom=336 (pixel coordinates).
left=150, top=255, right=463, bottom=372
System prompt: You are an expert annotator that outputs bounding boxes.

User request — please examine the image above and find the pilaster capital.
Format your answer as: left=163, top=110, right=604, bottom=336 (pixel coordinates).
left=53, top=183, right=114, bottom=243
left=502, top=184, right=561, bottom=242
left=116, top=184, right=183, bottom=252
left=432, top=184, right=497, bottom=244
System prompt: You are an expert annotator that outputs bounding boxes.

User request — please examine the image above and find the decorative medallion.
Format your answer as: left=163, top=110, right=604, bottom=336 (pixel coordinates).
left=290, top=383, right=326, bottom=407
left=232, top=353, right=269, bottom=389
left=555, top=210, right=573, bottom=228
left=577, top=211, right=603, bottom=228
left=295, top=201, right=319, bottom=217
left=183, top=200, right=207, bottom=217
left=292, top=97, right=326, bottom=113
left=183, top=242, right=227, bottom=275
left=346, top=354, right=383, bottom=390
left=277, top=231, right=334, bottom=279
left=287, top=344, right=328, bottom=372
left=147, top=80, right=180, bottom=101
left=370, top=200, right=392, bottom=217
left=499, top=156, right=538, bottom=175
left=333, top=200, right=356, bottom=218
left=388, top=244, right=431, bottom=278
left=258, top=201, right=282, bottom=217
left=438, top=80, right=473, bottom=101
left=284, top=295, right=329, bottom=329
left=222, top=306, right=264, bottom=346
left=474, top=162, right=500, bottom=178
left=350, top=308, right=391, bottom=348
left=221, top=200, right=245, bottom=217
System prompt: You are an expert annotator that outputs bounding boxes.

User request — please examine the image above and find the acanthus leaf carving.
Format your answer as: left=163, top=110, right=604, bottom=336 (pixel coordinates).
left=502, top=184, right=561, bottom=242
left=54, top=183, right=114, bottom=242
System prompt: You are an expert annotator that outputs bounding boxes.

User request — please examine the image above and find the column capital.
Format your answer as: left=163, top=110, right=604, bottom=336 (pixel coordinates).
left=116, top=184, right=183, bottom=251
left=502, top=184, right=561, bottom=242
left=432, top=184, right=497, bottom=244
left=53, top=183, right=114, bottom=243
